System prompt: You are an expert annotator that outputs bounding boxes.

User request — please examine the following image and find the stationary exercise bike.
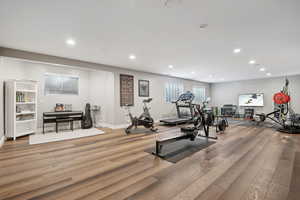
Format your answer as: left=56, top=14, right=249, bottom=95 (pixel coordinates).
left=124, top=98, right=158, bottom=134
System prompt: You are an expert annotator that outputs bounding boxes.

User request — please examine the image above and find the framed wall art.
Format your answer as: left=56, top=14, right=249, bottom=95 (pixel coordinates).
left=120, top=74, right=134, bottom=106
left=138, top=80, right=149, bottom=97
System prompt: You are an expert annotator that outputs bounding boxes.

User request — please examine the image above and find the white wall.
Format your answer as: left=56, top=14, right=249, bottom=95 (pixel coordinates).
left=88, top=71, right=115, bottom=125
left=211, top=75, right=300, bottom=114
left=0, top=57, right=115, bottom=134
left=0, top=57, right=4, bottom=139
left=0, top=57, right=211, bottom=135
left=113, top=70, right=211, bottom=125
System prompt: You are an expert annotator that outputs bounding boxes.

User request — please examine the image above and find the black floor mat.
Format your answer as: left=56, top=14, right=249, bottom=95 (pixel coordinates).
left=145, top=138, right=215, bottom=163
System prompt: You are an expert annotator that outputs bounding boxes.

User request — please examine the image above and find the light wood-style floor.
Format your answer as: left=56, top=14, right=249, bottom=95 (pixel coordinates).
left=0, top=125, right=300, bottom=200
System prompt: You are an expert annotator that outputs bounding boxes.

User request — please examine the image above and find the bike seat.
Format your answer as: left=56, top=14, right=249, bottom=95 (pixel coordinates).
left=143, top=98, right=152, bottom=103
left=181, top=126, right=196, bottom=132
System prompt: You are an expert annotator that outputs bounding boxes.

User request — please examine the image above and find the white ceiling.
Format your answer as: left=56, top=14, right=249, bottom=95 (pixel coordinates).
left=0, top=0, right=300, bottom=82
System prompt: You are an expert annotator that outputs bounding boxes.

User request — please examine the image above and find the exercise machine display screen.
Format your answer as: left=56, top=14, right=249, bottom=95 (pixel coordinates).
left=238, top=93, right=264, bottom=107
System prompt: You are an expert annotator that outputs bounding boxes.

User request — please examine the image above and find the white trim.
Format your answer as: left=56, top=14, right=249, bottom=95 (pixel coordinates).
left=0, top=136, right=5, bottom=148
left=101, top=120, right=162, bottom=129
left=111, top=124, right=130, bottom=129
left=99, top=123, right=129, bottom=129
left=44, top=72, right=80, bottom=79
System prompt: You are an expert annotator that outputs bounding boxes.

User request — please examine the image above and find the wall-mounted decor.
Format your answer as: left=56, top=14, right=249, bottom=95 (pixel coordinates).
left=138, top=80, right=149, bottom=97
left=120, top=74, right=134, bottom=106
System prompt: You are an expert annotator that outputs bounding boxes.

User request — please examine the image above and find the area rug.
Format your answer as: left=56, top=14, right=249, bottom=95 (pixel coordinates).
left=145, top=138, right=215, bottom=163
left=29, top=128, right=105, bottom=145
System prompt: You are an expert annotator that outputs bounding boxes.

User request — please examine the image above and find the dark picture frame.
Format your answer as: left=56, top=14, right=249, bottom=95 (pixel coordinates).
left=120, top=74, right=134, bottom=106
left=138, top=80, right=150, bottom=97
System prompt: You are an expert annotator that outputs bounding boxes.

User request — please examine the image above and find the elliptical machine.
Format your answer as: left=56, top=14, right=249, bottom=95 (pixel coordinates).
left=124, top=98, right=158, bottom=134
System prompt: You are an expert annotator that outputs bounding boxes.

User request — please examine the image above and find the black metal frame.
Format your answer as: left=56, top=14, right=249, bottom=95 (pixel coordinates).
left=43, top=111, right=83, bottom=133
left=160, top=92, right=195, bottom=125
left=152, top=133, right=195, bottom=158
left=153, top=104, right=226, bottom=158
left=256, top=109, right=300, bottom=134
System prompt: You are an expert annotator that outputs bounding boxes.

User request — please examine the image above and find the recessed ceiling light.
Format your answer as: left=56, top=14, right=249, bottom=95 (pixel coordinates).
left=191, top=71, right=195, bottom=74
left=266, top=72, right=272, bottom=76
left=259, top=68, right=266, bottom=72
left=209, top=74, right=213, bottom=78
left=66, top=38, right=76, bottom=46
left=129, top=54, right=136, bottom=60
left=168, top=65, right=174, bottom=69
left=249, top=60, right=256, bottom=65
left=233, top=48, right=241, bottom=54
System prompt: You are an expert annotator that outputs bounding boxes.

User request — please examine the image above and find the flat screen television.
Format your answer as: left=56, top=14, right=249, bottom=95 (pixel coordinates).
left=238, top=93, right=264, bottom=107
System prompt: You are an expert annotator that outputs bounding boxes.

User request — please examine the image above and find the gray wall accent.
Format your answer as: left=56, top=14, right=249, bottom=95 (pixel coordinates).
left=211, top=75, right=300, bottom=115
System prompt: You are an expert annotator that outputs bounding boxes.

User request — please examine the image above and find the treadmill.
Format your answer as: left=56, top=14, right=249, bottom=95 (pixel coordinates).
left=160, top=91, right=195, bottom=125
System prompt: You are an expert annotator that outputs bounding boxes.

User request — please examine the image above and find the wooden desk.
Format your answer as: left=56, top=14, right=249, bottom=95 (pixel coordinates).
left=43, top=111, right=83, bottom=133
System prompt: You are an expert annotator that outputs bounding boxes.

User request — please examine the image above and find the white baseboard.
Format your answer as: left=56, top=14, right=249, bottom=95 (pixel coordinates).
left=99, top=123, right=129, bottom=129
left=0, top=136, right=5, bottom=148
left=111, top=124, right=129, bottom=129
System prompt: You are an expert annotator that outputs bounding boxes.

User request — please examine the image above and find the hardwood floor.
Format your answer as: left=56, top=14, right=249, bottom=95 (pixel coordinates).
left=0, top=125, right=299, bottom=200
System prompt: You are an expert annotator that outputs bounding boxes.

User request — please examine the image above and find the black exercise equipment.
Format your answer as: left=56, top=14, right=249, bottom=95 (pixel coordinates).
left=244, top=108, right=255, bottom=120
left=153, top=132, right=197, bottom=158
left=221, top=104, right=237, bottom=117
left=124, top=98, right=157, bottom=134
left=81, top=103, right=93, bottom=129
left=160, top=91, right=195, bottom=125
left=181, top=102, right=228, bottom=140
left=153, top=100, right=228, bottom=158
left=256, top=79, right=300, bottom=134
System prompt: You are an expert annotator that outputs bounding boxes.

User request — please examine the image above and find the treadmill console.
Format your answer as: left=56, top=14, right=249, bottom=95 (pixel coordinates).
left=177, top=91, right=195, bottom=103
left=160, top=91, right=195, bottom=125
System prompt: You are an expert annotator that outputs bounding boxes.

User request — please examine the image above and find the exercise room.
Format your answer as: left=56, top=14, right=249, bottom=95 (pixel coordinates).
left=0, top=1, right=299, bottom=200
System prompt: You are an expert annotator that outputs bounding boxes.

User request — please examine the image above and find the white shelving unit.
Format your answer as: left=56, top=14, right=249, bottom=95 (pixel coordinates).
left=5, top=80, right=38, bottom=140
